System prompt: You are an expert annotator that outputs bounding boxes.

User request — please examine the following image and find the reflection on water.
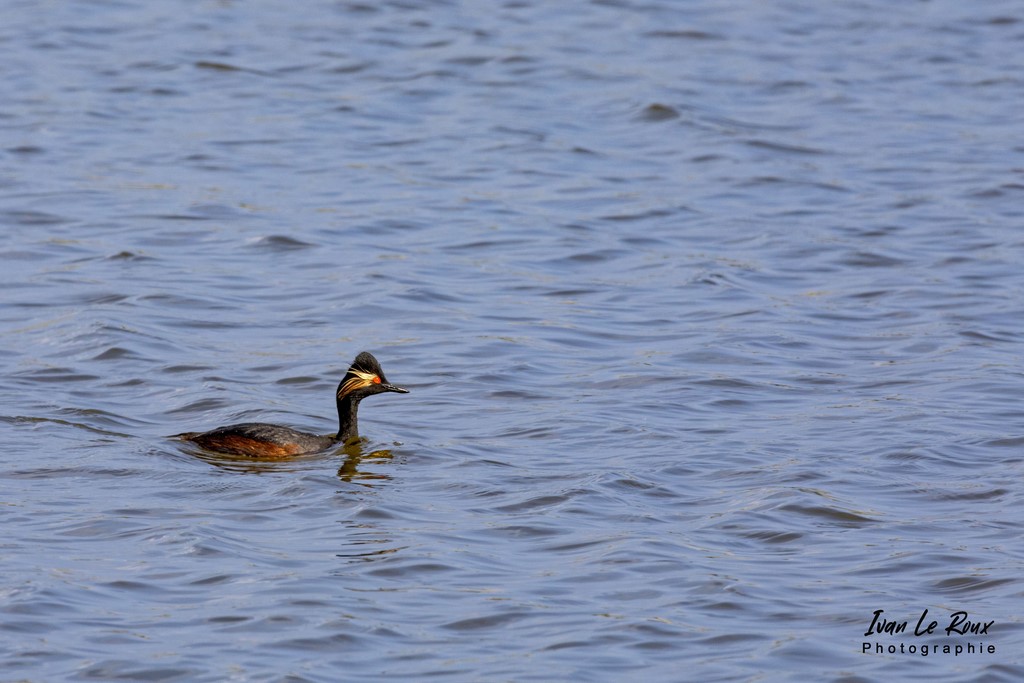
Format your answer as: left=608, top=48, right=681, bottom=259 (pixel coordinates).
left=336, top=444, right=397, bottom=484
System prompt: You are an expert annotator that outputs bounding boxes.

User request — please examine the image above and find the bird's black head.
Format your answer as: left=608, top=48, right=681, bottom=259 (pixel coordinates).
left=336, top=351, right=409, bottom=401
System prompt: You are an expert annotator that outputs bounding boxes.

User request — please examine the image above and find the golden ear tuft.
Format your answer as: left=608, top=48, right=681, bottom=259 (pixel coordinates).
left=337, top=369, right=382, bottom=399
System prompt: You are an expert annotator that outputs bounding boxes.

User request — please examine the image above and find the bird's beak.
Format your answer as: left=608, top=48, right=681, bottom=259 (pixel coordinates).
left=382, top=383, right=409, bottom=394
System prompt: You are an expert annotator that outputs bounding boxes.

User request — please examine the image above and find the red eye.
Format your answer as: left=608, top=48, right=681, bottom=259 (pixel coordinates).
left=373, top=376, right=381, bottom=384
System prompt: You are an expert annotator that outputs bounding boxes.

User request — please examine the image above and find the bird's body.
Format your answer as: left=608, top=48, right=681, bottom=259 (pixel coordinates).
left=176, top=351, right=408, bottom=457
left=176, top=423, right=334, bottom=457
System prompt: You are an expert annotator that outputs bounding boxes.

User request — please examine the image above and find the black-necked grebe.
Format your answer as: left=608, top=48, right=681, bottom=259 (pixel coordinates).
left=176, top=351, right=408, bottom=457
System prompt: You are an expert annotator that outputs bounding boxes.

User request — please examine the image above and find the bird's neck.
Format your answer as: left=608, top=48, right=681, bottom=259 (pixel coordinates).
left=336, top=395, right=361, bottom=443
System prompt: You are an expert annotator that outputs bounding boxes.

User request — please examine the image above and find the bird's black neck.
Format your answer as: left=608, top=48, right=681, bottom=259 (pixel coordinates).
left=336, top=395, right=362, bottom=444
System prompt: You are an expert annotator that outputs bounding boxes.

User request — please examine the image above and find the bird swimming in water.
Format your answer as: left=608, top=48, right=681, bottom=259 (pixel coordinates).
left=175, top=351, right=408, bottom=457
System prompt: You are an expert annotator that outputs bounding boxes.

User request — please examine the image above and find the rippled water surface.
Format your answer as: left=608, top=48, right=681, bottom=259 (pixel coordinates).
left=3, top=1, right=1024, bottom=681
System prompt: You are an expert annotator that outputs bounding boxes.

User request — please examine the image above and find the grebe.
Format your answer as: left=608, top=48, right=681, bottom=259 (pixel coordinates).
left=176, top=351, right=408, bottom=457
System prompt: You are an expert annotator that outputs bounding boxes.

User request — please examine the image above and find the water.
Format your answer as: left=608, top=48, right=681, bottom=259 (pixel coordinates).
left=2, top=1, right=1023, bottom=680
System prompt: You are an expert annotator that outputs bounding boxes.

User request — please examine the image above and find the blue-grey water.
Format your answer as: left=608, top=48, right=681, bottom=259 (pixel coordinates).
left=2, top=1, right=1023, bottom=681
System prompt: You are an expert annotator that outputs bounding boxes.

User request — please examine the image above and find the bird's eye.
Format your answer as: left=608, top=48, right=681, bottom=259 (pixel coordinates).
left=373, top=376, right=381, bottom=384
